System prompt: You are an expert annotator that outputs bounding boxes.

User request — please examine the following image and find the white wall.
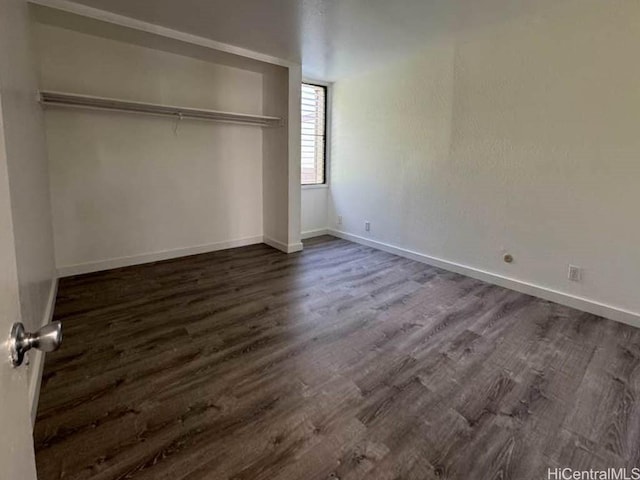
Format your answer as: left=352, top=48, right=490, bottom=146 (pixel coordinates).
left=261, top=66, right=303, bottom=253
left=34, top=19, right=278, bottom=273
left=262, top=64, right=290, bottom=249
left=301, top=187, right=328, bottom=236
left=330, top=0, right=640, bottom=320
left=286, top=67, right=302, bottom=250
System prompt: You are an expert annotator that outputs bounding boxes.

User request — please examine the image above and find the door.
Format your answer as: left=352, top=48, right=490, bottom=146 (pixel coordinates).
left=0, top=94, right=38, bottom=478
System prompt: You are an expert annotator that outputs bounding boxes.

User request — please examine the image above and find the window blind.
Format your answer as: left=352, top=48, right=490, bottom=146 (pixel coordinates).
left=301, top=83, right=326, bottom=185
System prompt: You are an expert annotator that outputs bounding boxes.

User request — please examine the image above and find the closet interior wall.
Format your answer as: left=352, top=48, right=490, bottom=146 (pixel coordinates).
left=31, top=6, right=292, bottom=275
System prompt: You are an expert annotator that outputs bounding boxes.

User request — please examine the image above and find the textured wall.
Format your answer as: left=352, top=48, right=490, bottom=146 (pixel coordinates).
left=330, top=0, right=640, bottom=316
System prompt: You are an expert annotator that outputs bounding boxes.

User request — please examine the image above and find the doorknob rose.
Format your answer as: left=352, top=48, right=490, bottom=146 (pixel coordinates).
left=9, top=321, right=62, bottom=367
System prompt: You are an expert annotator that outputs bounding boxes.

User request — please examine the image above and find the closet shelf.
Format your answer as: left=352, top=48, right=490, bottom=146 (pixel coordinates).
left=38, top=91, right=283, bottom=127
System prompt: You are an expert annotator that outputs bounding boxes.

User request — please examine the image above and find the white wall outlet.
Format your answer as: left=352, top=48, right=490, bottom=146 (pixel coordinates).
left=365, top=221, right=371, bottom=232
left=337, top=215, right=342, bottom=226
left=568, top=265, right=582, bottom=282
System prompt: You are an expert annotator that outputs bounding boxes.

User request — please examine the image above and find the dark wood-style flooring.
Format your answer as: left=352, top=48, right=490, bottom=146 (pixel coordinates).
left=35, top=236, right=640, bottom=479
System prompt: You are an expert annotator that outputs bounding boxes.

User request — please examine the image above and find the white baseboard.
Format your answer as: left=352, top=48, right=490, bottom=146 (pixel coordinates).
left=263, top=236, right=304, bottom=253
left=57, top=236, right=264, bottom=277
left=288, top=242, right=304, bottom=253
left=29, top=277, right=58, bottom=427
left=329, top=229, right=640, bottom=329
left=301, top=228, right=329, bottom=240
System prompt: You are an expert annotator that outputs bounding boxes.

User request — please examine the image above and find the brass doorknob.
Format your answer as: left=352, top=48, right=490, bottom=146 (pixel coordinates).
left=9, top=321, right=62, bottom=367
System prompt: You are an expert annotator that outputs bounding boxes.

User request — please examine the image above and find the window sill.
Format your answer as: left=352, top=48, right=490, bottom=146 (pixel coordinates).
left=302, top=184, right=329, bottom=190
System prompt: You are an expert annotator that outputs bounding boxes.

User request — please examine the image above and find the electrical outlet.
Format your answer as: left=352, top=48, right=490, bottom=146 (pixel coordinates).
left=568, top=265, right=582, bottom=282
left=337, top=215, right=342, bottom=226
left=365, top=221, right=370, bottom=232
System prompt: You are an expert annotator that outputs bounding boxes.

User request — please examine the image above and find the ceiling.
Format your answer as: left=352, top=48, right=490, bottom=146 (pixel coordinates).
left=59, top=0, right=563, bottom=81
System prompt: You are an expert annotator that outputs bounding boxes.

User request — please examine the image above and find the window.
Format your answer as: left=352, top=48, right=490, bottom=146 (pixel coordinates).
left=301, top=83, right=326, bottom=185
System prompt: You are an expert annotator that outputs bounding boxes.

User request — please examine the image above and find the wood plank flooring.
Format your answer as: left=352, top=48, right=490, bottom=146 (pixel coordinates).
left=34, top=236, right=640, bottom=479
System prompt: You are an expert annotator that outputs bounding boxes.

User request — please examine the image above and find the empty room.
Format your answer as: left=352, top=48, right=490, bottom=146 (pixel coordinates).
left=0, top=0, right=639, bottom=479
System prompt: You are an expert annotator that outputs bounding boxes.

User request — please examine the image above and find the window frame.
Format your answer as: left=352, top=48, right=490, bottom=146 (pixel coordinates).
left=301, top=81, right=330, bottom=187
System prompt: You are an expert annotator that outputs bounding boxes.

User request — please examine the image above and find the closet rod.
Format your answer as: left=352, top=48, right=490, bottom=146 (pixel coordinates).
left=38, top=91, right=283, bottom=127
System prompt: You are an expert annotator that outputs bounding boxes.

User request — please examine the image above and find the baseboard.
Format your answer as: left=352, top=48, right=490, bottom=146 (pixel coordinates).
left=288, top=242, right=304, bottom=253
left=263, top=236, right=304, bottom=253
left=301, top=228, right=329, bottom=240
left=29, top=277, right=58, bottom=428
left=329, top=229, right=640, bottom=329
left=57, top=236, right=264, bottom=277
